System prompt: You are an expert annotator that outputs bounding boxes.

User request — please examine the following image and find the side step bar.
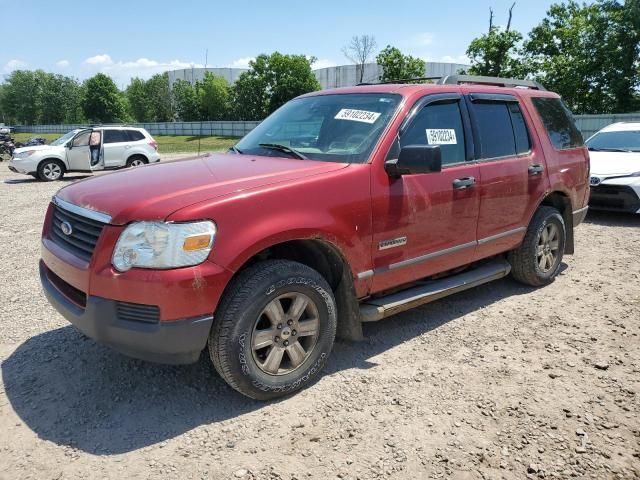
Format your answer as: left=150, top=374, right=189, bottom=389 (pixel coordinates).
left=359, top=259, right=512, bottom=322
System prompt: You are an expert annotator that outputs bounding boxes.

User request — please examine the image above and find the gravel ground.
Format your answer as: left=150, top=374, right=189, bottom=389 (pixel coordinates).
left=0, top=160, right=639, bottom=480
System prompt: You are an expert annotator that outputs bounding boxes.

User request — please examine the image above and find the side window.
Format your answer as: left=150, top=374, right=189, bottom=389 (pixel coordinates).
left=471, top=102, right=517, bottom=159
left=400, top=101, right=466, bottom=166
left=508, top=103, right=531, bottom=155
left=103, top=130, right=128, bottom=144
left=531, top=97, right=584, bottom=150
left=126, top=130, right=145, bottom=141
left=72, top=131, right=91, bottom=147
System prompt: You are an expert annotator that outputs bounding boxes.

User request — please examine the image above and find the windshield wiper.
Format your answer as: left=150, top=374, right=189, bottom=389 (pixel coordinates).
left=588, top=147, right=633, bottom=153
left=258, top=143, right=308, bottom=160
left=229, top=145, right=244, bottom=154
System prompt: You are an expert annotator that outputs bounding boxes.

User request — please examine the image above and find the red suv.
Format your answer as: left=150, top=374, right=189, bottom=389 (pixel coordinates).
left=39, top=76, right=590, bottom=400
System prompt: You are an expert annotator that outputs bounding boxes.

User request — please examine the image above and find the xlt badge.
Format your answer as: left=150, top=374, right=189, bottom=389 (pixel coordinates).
left=379, top=237, right=408, bottom=250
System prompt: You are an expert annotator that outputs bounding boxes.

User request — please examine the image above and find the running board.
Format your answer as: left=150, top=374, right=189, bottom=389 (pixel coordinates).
left=359, top=259, right=511, bottom=322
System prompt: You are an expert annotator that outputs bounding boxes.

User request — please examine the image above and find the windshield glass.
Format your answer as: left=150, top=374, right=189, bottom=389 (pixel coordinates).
left=586, top=130, right=640, bottom=152
left=50, top=130, right=81, bottom=146
left=235, top=93, right=402, bottom=163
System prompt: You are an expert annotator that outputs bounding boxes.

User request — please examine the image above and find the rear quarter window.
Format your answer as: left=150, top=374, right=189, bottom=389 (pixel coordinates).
left=532, top=97, right=584, bottom=150
left=126, top=130, right=145, bottom=141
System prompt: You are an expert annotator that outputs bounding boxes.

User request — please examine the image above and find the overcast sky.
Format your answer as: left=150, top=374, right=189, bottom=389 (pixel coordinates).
left=2, top=0, right=573, bottom=87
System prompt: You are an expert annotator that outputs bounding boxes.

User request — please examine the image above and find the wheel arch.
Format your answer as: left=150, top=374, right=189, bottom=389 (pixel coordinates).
left=537, top=190, right=574, bottom=254
left=38, top=156, right=67, bottom=170
left=126, top=153, right=148, bottom=164
left=220, top=238, right=364, bottom=342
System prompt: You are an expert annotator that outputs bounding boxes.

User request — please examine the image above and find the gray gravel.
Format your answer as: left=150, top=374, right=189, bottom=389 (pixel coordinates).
left=1, top=160, right=639, bottom=479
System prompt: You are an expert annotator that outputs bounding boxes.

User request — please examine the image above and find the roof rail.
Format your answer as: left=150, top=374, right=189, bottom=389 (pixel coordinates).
left=357, top=76, right=443, bottom=86
left=438, top=75, right=546, bottom=91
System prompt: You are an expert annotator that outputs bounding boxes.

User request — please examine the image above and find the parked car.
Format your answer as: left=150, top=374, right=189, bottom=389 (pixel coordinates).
left=9, top=126, right=160, bottom=181
left=586, top=122, right=640, bottom=214
left=39, top=76, right=589, bottom=400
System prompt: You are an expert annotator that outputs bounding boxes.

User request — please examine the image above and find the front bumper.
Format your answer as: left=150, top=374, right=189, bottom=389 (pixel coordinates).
left=589, top=180, right=640, bottom=214
left=40, top=260, right=213, bottom=364
left=8, top=158, right=36, bottom=175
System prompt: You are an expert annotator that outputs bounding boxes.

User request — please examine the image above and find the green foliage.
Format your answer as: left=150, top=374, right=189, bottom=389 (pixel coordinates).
left=126, top=78, right=151, bottom=122
left=172, top=79, right=200, bottom=121
left=376, top=46, right=426, bottom=82
left=145, top=73, right=173, bottom=122
left=0, top=70, right=84, bottom=125
left=83, top=73, right=126, bottom=123
left=524, top=0, right=640, bottom=114
left=197, top=73, right=230, bottom=120
left=466, top=28, right=526, bottom=78
left=231, top=52, right=321, bottom=120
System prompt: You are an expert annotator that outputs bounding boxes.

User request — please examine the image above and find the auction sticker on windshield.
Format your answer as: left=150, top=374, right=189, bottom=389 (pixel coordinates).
left=426, top=129, right=457, bottom=145
left=335, top=109, right=381, bottom=124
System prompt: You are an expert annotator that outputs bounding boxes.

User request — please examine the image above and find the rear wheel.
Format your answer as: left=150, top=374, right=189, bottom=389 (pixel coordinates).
left=209, top=260, right=337, bottom=400
left=37, top=159, right=64, bottom=181
left=509, top=206, right=566, bottom=286
left=126, top=155, right=147, bottom=167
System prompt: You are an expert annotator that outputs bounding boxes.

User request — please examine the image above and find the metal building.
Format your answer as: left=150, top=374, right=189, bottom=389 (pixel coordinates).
left=166, top=61, right=469, bottom=90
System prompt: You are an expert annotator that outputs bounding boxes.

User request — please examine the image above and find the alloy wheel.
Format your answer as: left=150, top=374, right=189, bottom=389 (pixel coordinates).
left=251, top=293, right=320, bottom=375
left=536, top=223, right=560, bottom=272
left=43, top=163, right=61, bottom=180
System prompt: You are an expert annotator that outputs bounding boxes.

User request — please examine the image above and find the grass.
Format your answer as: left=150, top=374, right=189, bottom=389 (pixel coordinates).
left=12, top=133, right=239, bottom=154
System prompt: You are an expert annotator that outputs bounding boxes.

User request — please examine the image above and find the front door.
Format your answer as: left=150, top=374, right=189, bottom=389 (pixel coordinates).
left=66, top=129, right=93, bottom=171
left=370, top=93, right=481, bottom=294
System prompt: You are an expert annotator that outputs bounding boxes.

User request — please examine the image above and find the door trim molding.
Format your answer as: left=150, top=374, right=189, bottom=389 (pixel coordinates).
left=358, top=226, right=526, bottom=279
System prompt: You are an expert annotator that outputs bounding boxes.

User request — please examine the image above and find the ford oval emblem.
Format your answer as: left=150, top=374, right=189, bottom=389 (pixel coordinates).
left=60, top=221, right=73, bottom=236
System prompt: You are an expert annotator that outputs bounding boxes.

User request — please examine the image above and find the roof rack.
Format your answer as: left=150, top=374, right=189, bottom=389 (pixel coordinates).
left=437, top=75, right=546, bottom=91
left=357, top=76, right=443, bottom=86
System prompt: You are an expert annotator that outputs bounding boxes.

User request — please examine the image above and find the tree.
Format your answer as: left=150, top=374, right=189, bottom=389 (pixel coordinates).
left=524, top=0, right=640, bottom=114
left=376, top=46, right=426, bottom=82
left=1, top=70, right=41, bottom=124
left=145, top=73, right=173, bottom=122
left=172, top=79, right=200, bottom=121
left=342, top=35, right=378, bottom=84
left=231, top=52, right=321, bottom=120
left=196, top=73, right=230, bottom=120
left=83, top=73, right=126, bottom=123
left=126, top=77, right=151, bottom=122
left=466, top=3, right=527, bottom=78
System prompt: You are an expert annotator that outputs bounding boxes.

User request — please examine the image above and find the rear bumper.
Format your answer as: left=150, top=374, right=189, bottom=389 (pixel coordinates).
left=572, top=206, right=589, bottom=226
left=40, top=260, right=213, bottom=364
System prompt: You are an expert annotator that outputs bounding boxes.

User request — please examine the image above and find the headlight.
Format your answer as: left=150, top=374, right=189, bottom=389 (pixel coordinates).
left=112, top=221, right=216, bottom=272
left=15, top=150, right=36, bottom=159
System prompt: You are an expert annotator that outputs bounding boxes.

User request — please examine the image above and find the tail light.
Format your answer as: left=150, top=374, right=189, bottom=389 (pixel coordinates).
left=148, top=139, right=158, bottom=151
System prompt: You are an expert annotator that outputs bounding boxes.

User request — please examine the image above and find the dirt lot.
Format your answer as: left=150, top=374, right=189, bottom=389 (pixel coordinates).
left=0, top=162, right=638, bottom=480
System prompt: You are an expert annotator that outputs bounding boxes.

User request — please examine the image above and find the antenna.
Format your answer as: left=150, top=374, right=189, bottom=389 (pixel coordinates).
left=205, top=49, right=208, bottom=70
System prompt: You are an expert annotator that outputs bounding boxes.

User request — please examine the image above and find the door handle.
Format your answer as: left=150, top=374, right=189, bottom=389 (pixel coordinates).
left=528, top=164, right=544, bottom=176
left=453, top=177, right=476, bottom=190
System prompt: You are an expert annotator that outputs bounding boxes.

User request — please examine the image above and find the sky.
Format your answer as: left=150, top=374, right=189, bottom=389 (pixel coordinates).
left=2, top=0, right=567, bottom=88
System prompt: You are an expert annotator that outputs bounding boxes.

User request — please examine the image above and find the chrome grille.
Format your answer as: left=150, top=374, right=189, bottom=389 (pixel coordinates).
left=50, top=204, right=106, bottom=262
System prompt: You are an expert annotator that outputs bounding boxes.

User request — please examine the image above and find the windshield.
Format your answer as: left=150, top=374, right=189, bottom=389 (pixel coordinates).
left=50, top=130, right=81, bottom=146
left=235, top=93, right=402, bottom=163
left=586, top=130, right=640, bottom=152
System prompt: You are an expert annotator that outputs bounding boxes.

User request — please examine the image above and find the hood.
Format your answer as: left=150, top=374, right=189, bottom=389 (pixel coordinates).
left=56, top=153, right=348, bottom=225
left=15, top=144, right=61, bottom=154
left=589, top=151, right=640, bottom=177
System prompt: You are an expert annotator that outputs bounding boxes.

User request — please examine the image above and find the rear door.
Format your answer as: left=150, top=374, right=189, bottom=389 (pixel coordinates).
left=465, top=93, right=549, bottom=260
left=370, top=93, right=481, bottom=293
left=102, top=129, right=129, bottom=167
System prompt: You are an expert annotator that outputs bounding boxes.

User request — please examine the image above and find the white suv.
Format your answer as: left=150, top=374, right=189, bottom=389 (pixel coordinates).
left=8, top=126, right=161, bottom=181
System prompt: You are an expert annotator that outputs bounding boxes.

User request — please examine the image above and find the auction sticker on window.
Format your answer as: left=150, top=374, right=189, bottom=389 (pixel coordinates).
left=335, top=109, right=381, bottom=124
left=426, top=129, right=457, bottom=145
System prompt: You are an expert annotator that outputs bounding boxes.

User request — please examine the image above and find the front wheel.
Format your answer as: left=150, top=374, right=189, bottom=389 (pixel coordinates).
left=37, top=159, right=65, bottom=181
left=509, top=206, right=566, bottom=287
left=209, top=260, right=337, bottom=400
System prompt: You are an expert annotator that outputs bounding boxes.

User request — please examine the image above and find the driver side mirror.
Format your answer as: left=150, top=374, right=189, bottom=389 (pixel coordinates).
left=385, top=144, right=442, bottom=177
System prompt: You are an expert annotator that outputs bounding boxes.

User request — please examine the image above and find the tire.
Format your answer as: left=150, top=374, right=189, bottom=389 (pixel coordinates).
left=209, top=260, right=337, bottom=400
left=126, top=155, right=147, bottom=168
left=508, top=206, right=566, bottom=287
left=37, top=159, right=65, bottom=181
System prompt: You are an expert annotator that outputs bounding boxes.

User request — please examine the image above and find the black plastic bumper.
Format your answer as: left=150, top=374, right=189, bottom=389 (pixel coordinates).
left=589, top=185, right=640, bottom=213
left=40, top=261, right=213, bottom=364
